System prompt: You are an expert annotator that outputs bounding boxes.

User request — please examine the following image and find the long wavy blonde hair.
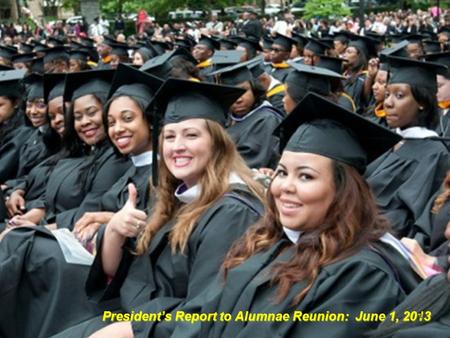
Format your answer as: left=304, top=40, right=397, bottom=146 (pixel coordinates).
left=135, top=119, right=265, bottom=255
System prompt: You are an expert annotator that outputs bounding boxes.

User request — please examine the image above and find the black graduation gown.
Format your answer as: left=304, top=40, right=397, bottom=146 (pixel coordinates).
left=15, top=127, right=51, bottom=178
left=343, top=72, right=366, bottom=115
left=44, top=143, right=131, bottom=229
left=0, top=158, right=142, bottom=338
left=165, top=239, right=411, bottom=338
left=227, top=102, right=283, bottom=169
left=371, top=274, right=450, bottom=338
left=410, top=186, right=450, bottom=253
left=51, top=184, right=263, bottom=338
left=0, top=116, right=34, bottom=183
left=100, top=163, right=152, bottom=213
left=365, top=139, right=450, bottom=237
left=269, top=65, right=292, bottom=83
left=0, top=227, right=107, bottom=338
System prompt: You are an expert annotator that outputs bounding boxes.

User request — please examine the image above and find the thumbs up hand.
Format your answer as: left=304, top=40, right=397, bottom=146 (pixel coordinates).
left=107, top=183, right=148, bottom=238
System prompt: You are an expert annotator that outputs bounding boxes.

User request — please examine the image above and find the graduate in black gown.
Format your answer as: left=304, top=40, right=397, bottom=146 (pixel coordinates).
left=363, top=60, right=388, bottom=125
left=365, top=56, right=450, bottom=238
left=1, top=73, right=52, bottom=185
left=268, top=34, right=295, bottom=82
left=53, top=79, right=266, bottom=338
left=192, top=35, right=219, bottom=80
left=0, top=69, right=33, bottom=185
left=148, top=93, right=416, bottom=338
left=210, top=63, right=284, bottom=169
left=342, top=35, right=378, bottom=115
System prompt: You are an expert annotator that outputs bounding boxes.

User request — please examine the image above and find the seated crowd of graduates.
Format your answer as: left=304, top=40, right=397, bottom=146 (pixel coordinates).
left=0, top=20, right=449, bottom=338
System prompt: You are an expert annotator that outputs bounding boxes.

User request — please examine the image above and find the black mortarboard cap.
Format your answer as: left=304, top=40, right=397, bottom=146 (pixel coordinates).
left=152, top=78, right=245, bottom=127
left=285, top=62, right=343, bottom=102
left=365, top=31, right=385, bottom=43
left=20, top=43, right=34, bottom=54
left=386, top=55, right=447, bottom=91
left=272, top=33, right=296, bottom=51
left=333, top=31, right=350, bottom=43
left=69, top=48, right=92, bottom=62
left=275, top=92, right=402, bottom=173
left=24, top=73, right=44, bottom=101
left=219, top=37, right=238, bottom=50
left=175, top=36, right=196, bottom=50
left=245, top=56, right=266, bottom=78
left=0, top=69, right=25, bottom=98
left=107, top=63, right=163, bottom=113
left=379, top=40, right=409, bottom=62
left=262, top=35, right=273, bottom=50
left=63, top=69, right=115, bottom=102
left=102, top=35, right=118, bottom=45
left=198, top=35, right=220, bottom=51
left=424, top=52, right=450, bottom=76
left=151, top=40, right=172, bottom=54
left=208, top=62, right=253, bottom=85
left=140, top=48, right=197, bottom=79
left=291, top=32, right=309, bottom=48
left=0, top=45, right=17, bottom=60
left=47, top=36, right=66, bottom=47
left=43, top=46, right=69, bottom=64
left=423, top=40, right=442, bottom=54
left=107, top=42, right=129, bottom=57
left=43, top=72, right=66, bottom=103
left=236, top=35, right=262, bottom=53
left=316, top=55, right=346, bottom=74
left=348, top=34, right=379, bottom=59
left=211, top=50, right=244, bottom=69
left=32, top=40, right=48, bottom=53
left=11, top=52, right=36, bottom=64
left=405, top=34, right=426, bottom=44
left=304, top=37, right=331, bottom=55
left=31, top=57, right=44, bottom=74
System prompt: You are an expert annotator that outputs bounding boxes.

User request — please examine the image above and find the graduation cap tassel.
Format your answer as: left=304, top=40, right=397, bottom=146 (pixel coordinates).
left=151, top=104, right=160, bottom=187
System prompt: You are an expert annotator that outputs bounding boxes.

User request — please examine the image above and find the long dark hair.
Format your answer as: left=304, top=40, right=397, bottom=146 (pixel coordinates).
left=223, top=160, right=390, bottom=305
left=410, top=84, right=439, bottom=130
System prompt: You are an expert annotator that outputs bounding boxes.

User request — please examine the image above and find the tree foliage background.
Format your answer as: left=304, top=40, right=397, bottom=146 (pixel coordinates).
left=303, top=0, right=351, bottom=19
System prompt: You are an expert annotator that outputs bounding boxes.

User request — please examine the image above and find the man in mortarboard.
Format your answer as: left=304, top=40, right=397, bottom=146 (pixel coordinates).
left=96, top=36, right=113, bottom=69
left=269, top=33, right=296, bottom=82
left=193, top=35, right=220, bottom=79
